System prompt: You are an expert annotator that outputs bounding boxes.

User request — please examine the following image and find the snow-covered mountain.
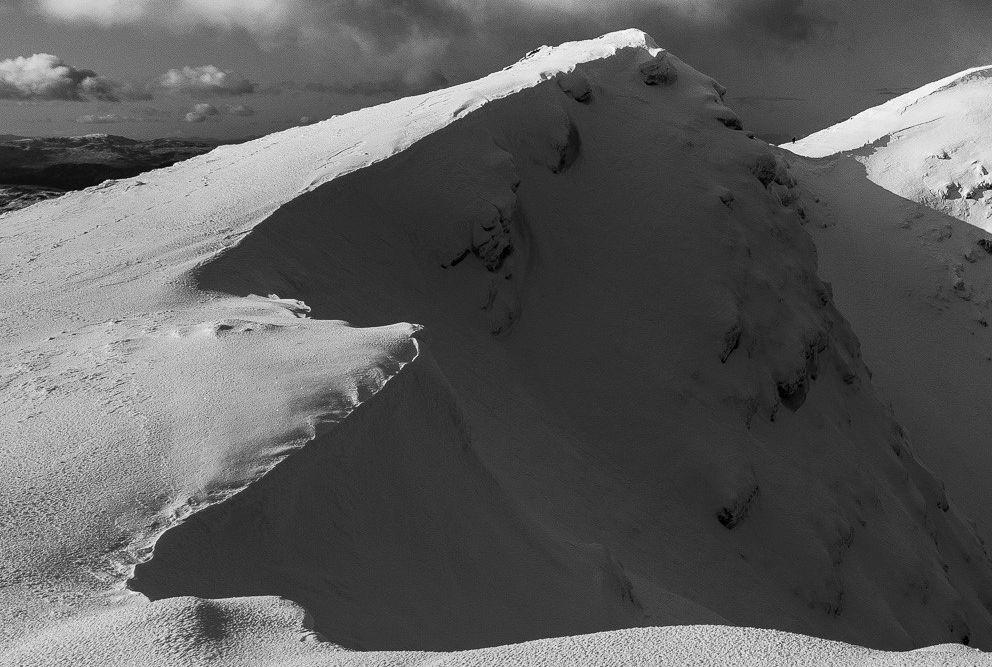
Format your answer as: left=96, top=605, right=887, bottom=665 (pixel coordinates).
left=3, top=30, right=992, bottom=666
left=781, top=70, right=992, bottom=553
left=786, top=67, right=992, bottom=231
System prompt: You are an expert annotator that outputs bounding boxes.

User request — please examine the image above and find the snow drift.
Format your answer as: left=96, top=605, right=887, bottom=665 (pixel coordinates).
left=3, top=29, right=992, bottom=666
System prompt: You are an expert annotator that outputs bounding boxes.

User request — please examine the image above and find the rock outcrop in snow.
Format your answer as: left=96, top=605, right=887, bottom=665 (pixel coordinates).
left=3, top=29, right=992, bottom=666
left=781, top=69, right=992, bottom=553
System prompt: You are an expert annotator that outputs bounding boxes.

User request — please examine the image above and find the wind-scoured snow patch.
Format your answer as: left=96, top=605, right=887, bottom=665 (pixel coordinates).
left=114, top=300, right=424, bottom=595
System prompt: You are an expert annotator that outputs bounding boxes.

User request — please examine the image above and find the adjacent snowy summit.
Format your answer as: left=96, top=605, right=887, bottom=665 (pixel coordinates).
left=4, top=29, right=992, bottom=667
left=786, top=66, right=992, bottom=231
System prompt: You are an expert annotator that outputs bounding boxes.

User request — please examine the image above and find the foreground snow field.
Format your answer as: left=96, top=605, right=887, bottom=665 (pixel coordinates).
left=8, top=614, right=992, bottom=667
left=3, top=30, right=992, bottom=666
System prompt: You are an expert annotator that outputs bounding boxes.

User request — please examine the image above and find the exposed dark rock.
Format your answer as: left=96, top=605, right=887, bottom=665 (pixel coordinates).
left=551, top=121, right=582, bottom=174
left=777, top=374, right=809, bottom=412
left=718, top=115, right=744, bottom=131
left=718, top=484, right=759, bottom=529
left=638, top=54, right=678, bottom=86
left=720, top=320, right=743, bottom=363
left=556, top=70, right=592, bottom=103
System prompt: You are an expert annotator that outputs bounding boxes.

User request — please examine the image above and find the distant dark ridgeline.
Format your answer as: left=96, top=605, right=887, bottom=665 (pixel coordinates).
left=0, top=134, right=243, bottom=213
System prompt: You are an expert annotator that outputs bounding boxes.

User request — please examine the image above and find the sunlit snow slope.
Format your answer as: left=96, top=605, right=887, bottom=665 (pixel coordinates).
left=3, top=30, right=992, bottom=666
left=787, top=67, right=992, bottom=231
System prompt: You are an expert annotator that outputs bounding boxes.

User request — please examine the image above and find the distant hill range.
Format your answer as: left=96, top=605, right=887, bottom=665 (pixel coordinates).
left=0, top=134, right=235, bottom=214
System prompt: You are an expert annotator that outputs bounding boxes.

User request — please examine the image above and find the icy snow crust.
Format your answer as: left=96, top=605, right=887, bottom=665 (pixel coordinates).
left=3, top=30, right=992, bottom=665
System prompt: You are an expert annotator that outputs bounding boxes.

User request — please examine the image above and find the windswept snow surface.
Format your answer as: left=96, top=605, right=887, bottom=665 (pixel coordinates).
left=3, top=30, right=992, bottom=666
left=7, top=614, right=992, bottom=667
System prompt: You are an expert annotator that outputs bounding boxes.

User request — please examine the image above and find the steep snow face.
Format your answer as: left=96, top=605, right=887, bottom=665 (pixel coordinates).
left=0, top=30, right=675, bottom=650
left=785, top=67, right=992, bottom=231
left=780, top=64, right=992, bottom=547
left=780, top=149, right=992, bottom=547
left=3, top=30, right=992, bottom=665
left=141, top=42, right=992, bottom=652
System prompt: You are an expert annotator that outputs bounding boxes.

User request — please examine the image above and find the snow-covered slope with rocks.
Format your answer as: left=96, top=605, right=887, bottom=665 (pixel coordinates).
left=3, top=30, right=992, bottom=666
left=781, top=70, right=992, bottom=548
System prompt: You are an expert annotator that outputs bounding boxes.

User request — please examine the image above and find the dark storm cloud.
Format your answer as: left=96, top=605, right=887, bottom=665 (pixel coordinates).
left=264, top=0, right=838, bottom=96
left=21, top=0, right=992, bottom=108
left=304, top=0, right=837, bottom=94
left=22, top=0, right=845, bottom=97
left=727, top=0, right=836, bottom=42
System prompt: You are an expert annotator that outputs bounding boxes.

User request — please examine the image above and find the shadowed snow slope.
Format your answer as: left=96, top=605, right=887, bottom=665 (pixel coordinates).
left=3, top=29, right=992, bottom=666
left=780, top=71, right=992, bottom=545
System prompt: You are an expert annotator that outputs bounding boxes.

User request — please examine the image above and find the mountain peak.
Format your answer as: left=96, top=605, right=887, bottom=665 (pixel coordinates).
left=786, top=65, right=992, bottom=158
left=5, top=30, right=992, bottom=666
left=786, top=64, right=992, bottom=232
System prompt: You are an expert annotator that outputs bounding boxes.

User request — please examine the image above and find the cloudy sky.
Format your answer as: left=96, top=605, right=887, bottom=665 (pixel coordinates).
left=1, top=0, right=990, bottom=142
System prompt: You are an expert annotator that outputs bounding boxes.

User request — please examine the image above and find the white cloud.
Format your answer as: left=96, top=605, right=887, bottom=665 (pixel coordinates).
left=0, top=53, right=119, bottom=101
left=34, top=0, right=299, bottom=32
left=154, top=65, right=255, bottom=95
left=37, top=0, right=150, bottom=23
left=183, top=101, right=259, bottom=122
left=223, top=103, right=255, bottom=116
left=75, top=112, right=127, bottom=123
left=184, top=102, right=219, bottom=122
